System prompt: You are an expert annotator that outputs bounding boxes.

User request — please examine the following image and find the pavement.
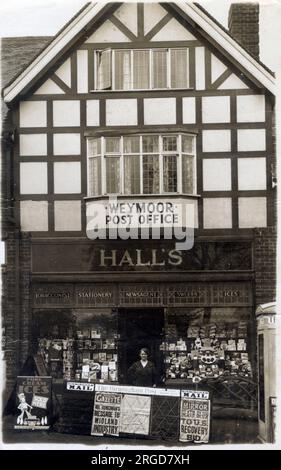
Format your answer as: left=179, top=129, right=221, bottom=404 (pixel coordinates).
left=1, top=414, right=259, bottom=449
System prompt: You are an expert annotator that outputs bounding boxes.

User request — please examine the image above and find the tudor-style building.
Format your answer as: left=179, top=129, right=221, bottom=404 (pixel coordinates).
left=1, top=2, right=276, bottom=438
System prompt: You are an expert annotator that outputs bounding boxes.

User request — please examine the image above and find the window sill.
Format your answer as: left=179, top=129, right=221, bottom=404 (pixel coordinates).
left=89, top=88, right=195, bottom=93
left=84, top=193, right=201, bottom=202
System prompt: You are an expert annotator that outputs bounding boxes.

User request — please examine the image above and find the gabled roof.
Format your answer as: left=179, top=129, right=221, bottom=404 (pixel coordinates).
left=2, top=1, right=275, bottom=103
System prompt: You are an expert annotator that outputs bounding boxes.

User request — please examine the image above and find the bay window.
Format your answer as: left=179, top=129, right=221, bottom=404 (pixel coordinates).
left=87, top=134, right=196, bottom=197
left=95, top=48, right=190, bottom=91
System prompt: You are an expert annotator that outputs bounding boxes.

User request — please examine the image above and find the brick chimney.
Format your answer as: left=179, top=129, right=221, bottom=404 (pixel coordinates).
left=228, top=3, right=259, bottom=60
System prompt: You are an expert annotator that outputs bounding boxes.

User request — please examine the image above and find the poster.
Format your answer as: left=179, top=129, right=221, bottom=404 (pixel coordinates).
left=179, top=390, right=210, bottom=443
left=14, top=376, right=52, bottom=430
left=91, top=392, right=122, bottom=436
left=119, top=394, right=151, bottom=435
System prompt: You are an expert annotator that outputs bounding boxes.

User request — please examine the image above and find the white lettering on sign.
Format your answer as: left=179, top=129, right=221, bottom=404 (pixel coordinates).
left=99, top=249, right=182, bottom=267
left=31, top=394, right=49, bottom=410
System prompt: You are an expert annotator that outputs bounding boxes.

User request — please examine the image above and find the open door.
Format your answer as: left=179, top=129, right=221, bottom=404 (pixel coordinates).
left=118, top=308, right=165, bottom=386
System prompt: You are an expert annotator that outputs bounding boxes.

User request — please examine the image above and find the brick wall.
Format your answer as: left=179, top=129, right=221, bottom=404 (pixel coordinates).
left=228, top=3, right=259, bottom=59
left=2, top=230, right=31, bottom=402
left=254, top=227, right=277, bottom=306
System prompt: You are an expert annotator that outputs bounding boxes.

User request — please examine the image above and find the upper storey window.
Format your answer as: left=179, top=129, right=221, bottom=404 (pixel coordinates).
left=95, top=48, right=189, bottom=91
left=87, top=133, right=196, bottom=197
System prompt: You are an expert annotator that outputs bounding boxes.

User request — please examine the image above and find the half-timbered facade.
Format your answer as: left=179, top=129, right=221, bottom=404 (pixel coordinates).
left=2, top=2, right=276, bottom=439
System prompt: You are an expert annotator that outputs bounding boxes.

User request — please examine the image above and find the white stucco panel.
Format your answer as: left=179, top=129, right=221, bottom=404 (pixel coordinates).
left=53, top=133, right=81, bottom=155
left=85, top=20, right=130, bottom=43
left=182, top=97, right=196, bottom=124
left=77, top=50, right=88, bottom=93
left=202, top=130, right=231, bottom=152
left=19, top=134, right=47, bottom=156
left=211, top=54, right=228, bottom=83
left=54, top=162, right=81, bottom=194
left=20, top=101, right=47, bottom=128
left=203, top=159, right=232, bottom=191
left=114, top=2, right=138, bottom=36
left=218, top=74, right=248, bottom=90
left=54, top=200, right=81, bottom=231
left=34, top=78, right=65, bottom=94
left=143, top=3, right=167, bottom=35
left=55, top=58, right=71, bottom=87
left=203, top=198, right=232, bottom=229
left=237, top=95, right=266, bottom=122
left=53, top=100, right=80, bottom=127
left=151, top=18, right=196, bottom=41
left=202, top=96, right=230, bottom=123
left=238, top=197, right=267, bottom=228
left=195, top=47, right=205, bottom=90
left=86, top=100, right=100, bottom=126
left=238, top=158, right=266, bottom=190
left=144, top=98, right=176, bottom=125
left=20, top=162, right=48, bottom=194
left=20, top=201, right=48, bottom=231
left=106, top=99, right=138, bottom=126
left=237, top=129, right=266, bottom=151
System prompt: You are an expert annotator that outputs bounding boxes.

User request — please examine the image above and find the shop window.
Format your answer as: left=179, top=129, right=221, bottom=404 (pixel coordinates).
left=161, top=308, right=253, bottom=384
left=95, top=48, right=189, bottom=91
left=33, top=310, right=118, bottom=383
left=87, top=133, right=196, bottom=197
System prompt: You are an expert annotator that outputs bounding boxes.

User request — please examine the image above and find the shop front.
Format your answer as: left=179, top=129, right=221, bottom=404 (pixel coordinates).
left=31, top=279, right=255, bottom=402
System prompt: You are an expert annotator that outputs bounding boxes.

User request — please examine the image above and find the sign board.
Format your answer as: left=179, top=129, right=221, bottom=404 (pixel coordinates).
left=91, top=392, right=122, bottom=437
left=179, top=390, right=211, bottom=443
left=14, top=376, right=52, bottom=430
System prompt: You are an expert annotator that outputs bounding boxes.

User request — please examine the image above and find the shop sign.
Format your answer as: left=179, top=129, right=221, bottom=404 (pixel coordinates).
left=66, top=382, right=95, bottom=392
left=14, top=376, right=52, bottom=430
left=76, top=285, right=117, bottom=307
left=91, top=392, right=122, bottom=436
left=179, top=390, right=210, bottom=443
left=33, top=285, right=73, bottom=306
left=95, top=383, right=180, bottom=397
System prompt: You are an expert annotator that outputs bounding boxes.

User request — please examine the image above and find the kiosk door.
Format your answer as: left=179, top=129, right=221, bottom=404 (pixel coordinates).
left=118, top=308, right=164, bottom=386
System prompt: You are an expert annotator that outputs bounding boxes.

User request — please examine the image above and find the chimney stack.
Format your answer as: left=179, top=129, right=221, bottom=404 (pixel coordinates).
left=228, top=3, right=259, bottom=60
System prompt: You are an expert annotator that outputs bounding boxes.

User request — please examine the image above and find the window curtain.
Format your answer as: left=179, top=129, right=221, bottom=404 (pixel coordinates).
left=152, top=50, right=167, bottom=89
left=97, top=50, right=111, bottom=90
left=143, top=155, right=159, bottom=194
left=163, top=155, right=177, bottom=192
left=171, top=49, right=188, bottom=88
left=115, top=50, right=131, bottom=90
left=133, top=50, right=149, bottom=89
left=124, top=156, right=140, bottom=194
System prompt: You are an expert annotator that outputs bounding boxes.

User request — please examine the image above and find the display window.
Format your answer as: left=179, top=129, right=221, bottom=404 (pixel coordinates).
left=162, top=307, right=254, bottom=384
left=33, top=309, right=118, bottom=383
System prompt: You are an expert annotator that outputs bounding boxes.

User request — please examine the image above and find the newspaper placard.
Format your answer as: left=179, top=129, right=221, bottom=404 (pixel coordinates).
left=179, top=390, right=210, bottom=443
left=91, top=392, right=122, bottom=436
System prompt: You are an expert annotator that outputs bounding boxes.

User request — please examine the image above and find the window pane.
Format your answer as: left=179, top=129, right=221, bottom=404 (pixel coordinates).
left=124, top=155, right=140, bottom=194
left=171, top=49, right=188, bottom=88
left=182, top=155, right=194, bottom=193
left=182, top=135, right=194, bottom=154
left=163, top=155, right=177, bottom=192
left=106, top=157, right=120, bottom=193
left=105, top=137, right=120, bottom=153
left=143, top=155, right=159, bottom=194
left=124, top=136, right=140, bottom=153
left=114, top=50, right=131, bottom=90
left=88, top=138, right=101, bottom=156
left=89, top=157, right=101, bottom=196
left=97, top=50, right=111, bottom=90
left=142, top=135, right=159, bottom=153
left=153, top=50, right=167, bottom=88
left=133, top=50, right=149, bottom=89
left=163, top=136, right=177, bottom=152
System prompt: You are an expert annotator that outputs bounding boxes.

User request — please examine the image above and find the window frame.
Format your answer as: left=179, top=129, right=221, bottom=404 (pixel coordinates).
left=94, top=47, right=190, bottom=91
left=87, top=133, right=196, bottom=197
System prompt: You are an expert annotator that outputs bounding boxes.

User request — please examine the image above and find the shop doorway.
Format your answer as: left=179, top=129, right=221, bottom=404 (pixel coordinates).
left=118, top=308, right=165, bottom=386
